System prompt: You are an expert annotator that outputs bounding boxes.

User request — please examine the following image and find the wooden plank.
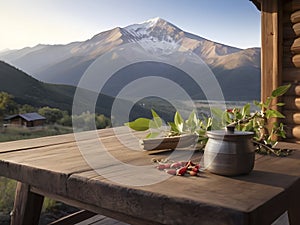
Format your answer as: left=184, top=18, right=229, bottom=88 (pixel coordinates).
left=75, top=215, right=130, bottom=225
left=75, top=215, right=106, bottom=225
left=31, top=187, right=162, bottom=225
left=48, top=210, right=96, bottom=225
left=65, top=149, right=300, bottom=225
left=10, top=182, right=44, bottom=225
left=0, top=130, right=150, bottom=195
left=0, top=127, right=131, bottom=154
left=0, top=128, right=299, bottom=225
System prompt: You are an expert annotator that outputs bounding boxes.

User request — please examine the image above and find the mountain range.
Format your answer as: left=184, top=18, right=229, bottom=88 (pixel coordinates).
left=0, top=17, right=261, bottom=101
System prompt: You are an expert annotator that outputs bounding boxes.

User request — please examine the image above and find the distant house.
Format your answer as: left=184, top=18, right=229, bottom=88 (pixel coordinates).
left=4, top=112, right=46, bottom=127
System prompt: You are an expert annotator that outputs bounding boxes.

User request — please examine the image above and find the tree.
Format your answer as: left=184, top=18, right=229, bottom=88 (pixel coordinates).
left=18, top=104, right=36, bottom=114
left=0, top=92, right=18, bottom=120
left=38, top=107, right=64, bottom=124
left=96, top=114, right=111, bottom=129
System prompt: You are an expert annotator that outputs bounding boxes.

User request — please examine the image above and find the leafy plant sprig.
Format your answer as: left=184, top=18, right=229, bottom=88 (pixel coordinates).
left=218, top=84, right=291, bottom=156
left=125, top=109, right=212, bottom=147
left=125, top=84, right=292, bottom=156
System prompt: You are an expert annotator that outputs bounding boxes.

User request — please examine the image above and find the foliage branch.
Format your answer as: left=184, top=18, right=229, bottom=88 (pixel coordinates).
left=125, top=84, right=292, bottom=157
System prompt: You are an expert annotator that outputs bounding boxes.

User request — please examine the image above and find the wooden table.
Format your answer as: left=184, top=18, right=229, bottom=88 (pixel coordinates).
left=0, top=127, right=299, bottom=225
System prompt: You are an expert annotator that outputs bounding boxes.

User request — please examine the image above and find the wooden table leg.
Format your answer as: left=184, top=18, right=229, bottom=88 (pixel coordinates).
left=10, top=182, right=44, bottom=225
left=288, top=181, right=300, bottom=225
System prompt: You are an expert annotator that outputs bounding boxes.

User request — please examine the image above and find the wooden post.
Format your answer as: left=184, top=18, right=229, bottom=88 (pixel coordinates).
left=261, top=0, right=282, bottom=102
left=10, top=182, right=44, bottom=225
left=261, top=0, right=283, bottom=135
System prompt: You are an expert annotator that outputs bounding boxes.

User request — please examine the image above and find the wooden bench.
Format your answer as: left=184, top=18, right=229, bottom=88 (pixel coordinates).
left=0, top=127, right=299, bottom=225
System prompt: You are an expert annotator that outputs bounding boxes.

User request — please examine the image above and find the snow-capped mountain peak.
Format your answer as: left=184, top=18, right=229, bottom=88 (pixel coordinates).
left=124, top=17, right=164, bottom=31
left=123, top=17, right=183, bottom=54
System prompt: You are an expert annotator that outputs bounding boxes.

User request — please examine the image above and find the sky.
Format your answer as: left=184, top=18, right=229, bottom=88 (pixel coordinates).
left=0, top=0, right=261, bottom=51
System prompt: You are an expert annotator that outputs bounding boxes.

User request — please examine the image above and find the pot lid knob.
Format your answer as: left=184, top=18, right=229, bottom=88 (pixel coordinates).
left=226, top=124, right=235, bottom=134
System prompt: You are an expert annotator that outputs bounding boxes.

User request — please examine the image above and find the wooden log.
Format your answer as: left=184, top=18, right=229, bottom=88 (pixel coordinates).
left=292, top=53, right=300, bottom=67
left=283, top=96, right=300, bottom=109
left=284, top=0, right=300, bottom=13
left=285, top=124, right=300, bottom=139
left=291, top=37, right=300, bottom=53
left=282, top=68, right=300, bottom=82
left=293, top=22, right=300, bottom=37
left=291, top=10, right=300, bottom=23
left=293, top=23, right=300, bottom=41
left=10, top=182, right=44, bottom=225
left=283, top=110, right=300, bottom=124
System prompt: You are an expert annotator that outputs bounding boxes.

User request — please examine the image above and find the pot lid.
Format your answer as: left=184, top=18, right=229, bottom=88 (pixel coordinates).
left=206, top=125, right=254, bottom=139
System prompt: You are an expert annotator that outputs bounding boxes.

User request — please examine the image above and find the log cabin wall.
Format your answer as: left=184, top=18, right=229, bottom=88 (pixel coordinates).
left=254, top=0, right=300, bottom=142
left=282, top=0, right=300, bottom=142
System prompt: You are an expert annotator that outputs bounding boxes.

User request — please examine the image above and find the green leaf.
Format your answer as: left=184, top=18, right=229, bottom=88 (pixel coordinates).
left=168, top=122, right=179, bottom=133
left=253, top=100, right=263, bottom=109
left=241, top=103, right=251, bottom=116
left=211, top=107, right=224, bottom=119
left=174, top=111, right=184, bottom=133
left=145, top=132, right=160, bottom=139
left=265, top=109, right=285, bottom=119
left=151, top=109, right=159, bottom=118
left=276, top=103, right=285, bottom=106
left=271, top=84, right=291, bottom=97
left=262, top=97, right=272, bottom=109
left=186, top=110, right=198, bottom=131
left=125, top=118, right=150, bottom=131
left=149, top=119, right=159, bottom=129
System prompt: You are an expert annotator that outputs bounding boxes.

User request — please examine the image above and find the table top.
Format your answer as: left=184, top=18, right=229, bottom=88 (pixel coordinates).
left=0, top=127, right=299, bottom=225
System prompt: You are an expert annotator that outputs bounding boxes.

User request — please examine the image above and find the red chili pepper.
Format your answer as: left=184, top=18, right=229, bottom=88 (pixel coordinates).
left=176, top=167, right=187, bottom=176
left=166, top=169, right=177, bottom=175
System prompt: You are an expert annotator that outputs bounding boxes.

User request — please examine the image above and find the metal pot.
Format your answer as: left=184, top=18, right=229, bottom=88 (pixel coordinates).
left=203, top=126, right=255, bottom=176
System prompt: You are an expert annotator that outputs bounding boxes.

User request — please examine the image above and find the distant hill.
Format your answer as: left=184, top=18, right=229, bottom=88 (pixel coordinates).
left=0, top=61, right=121, bottom=117
left=0, top=17, right=261, bottom=101
left=0, top=61, right=173, bottom=121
